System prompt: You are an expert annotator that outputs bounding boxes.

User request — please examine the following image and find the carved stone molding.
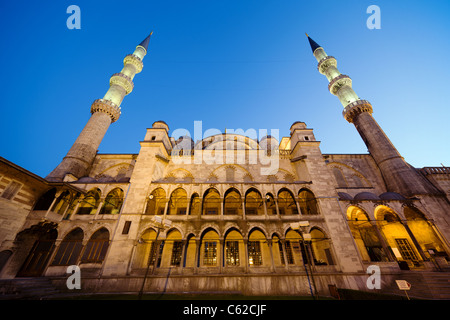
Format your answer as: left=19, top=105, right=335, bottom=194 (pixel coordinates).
left=342, top=100, right=373, bottom=123
left=90, top=99, right=121, bottom=122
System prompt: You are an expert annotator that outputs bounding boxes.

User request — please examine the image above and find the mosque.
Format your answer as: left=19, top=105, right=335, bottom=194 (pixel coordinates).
left=0, top=32, right=449, bottom=299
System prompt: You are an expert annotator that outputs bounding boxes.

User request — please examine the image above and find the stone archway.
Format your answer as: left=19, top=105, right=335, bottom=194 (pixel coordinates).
left=15, top=222, right=58, bottom=277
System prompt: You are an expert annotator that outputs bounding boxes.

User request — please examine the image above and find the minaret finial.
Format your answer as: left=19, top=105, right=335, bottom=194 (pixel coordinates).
left=138, top=31, right=153, bottom=52
left=306, top=34, right=321, bottom=53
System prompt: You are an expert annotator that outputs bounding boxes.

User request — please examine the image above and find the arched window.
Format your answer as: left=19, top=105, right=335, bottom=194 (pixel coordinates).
left=189, top=193, right=201, bottom=215
left=52, top=228, right=84, bottom=266
left=164, top=229, right=183, bottom=267
left=201, top=229, right=220, bottom=266
left=145, top=188, right=167, bottom=215
left=51, top=190, right=72, bottom=215
left=332, top=167, right=347, bottom=187
left=375, top=205, right=422, bottom=266
left=245, top=188, right=263, bottom=215
left=265, top=193, right=276, bottom=215
left=248, top=229, right=268, bottom=266
left=168, top=188, right=188, bottom=215
left=404, top=206, right=448, bottom=257
left=134, top=228, right=163, bottom=269
left=77, top=189, right=101, bottom=215
left=277, top=188, right=298, bottom=215
left=224, top=229, right=244, bottom=267
left=80, top=228, right=110, bottom=263
left=298, top=189, right=319, bottom=215
left=100, top=188, right=124, bottom=214
left=346, top=206, right=388, bottom=262
left=285, top=229, right=303, bottom=265
left=310, top=228, right=334, bottom=265
left=224, top=188, right=242, bottom=215
left=202, top=188, right=220, bottom=215
left=33, top=188, right=56, bottom=211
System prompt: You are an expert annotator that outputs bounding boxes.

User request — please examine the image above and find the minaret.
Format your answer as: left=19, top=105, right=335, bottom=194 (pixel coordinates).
left=46, top=32, right=153, bottom=181
left=306, top=33, right=439, bottom=196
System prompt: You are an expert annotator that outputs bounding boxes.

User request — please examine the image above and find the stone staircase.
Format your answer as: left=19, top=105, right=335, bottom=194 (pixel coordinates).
left=0, top=277, right=60, bottom=300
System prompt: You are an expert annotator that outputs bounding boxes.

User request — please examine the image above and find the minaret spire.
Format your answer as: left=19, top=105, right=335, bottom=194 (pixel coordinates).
left=307, top=34, right=440, bottom=196
left=46, top=34, right=152, bottom=181
left=138, top=31, right=153, bottom=53
left=305, top=33, right=322, bottom=54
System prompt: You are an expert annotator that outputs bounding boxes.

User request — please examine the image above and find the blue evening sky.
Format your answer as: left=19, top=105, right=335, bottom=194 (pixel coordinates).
left=0, top=0, right=449, bottom=178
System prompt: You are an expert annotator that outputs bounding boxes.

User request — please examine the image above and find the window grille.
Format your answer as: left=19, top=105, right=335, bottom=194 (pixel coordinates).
left=203, top=241, right=217, bottom=266
left=248, top=241, right=262, bottom=266
left=226, top=241, right=240, bottom=266
left=171, top=241, right=183, bottom=266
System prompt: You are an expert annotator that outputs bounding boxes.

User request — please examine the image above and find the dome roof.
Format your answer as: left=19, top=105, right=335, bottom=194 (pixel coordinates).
left=354, top=192, right=380, bottom=200
left=379, top=192, right=406, bottom=200
left=338, top=192, right=353, bottom=200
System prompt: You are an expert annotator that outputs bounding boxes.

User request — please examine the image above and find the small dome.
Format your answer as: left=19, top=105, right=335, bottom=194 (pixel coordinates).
left=338, top=192, right=353, bottom=200
left=152, top=120, right=169, bottom=131
left=354, top=192, right=380, bottom=200
left=290, top=121, right=307, bottom=134
left=379, top=192, right=406, bottom=200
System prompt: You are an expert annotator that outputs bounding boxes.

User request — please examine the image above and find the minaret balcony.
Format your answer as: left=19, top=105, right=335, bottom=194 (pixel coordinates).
left=317, top=56, right=337, bottom=74
left=110, top=73, right=134, bottom=94
left=328, top=74, right=352, bottom=95
left=342, top=99, right=373, bottom=123
left=90, top=99, right=122, bottom=123
left=123, top=54, right=144, bottom=73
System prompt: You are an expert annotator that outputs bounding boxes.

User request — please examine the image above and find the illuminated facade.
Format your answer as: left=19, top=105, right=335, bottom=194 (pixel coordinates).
left=0, top=34, right=449, bottom=299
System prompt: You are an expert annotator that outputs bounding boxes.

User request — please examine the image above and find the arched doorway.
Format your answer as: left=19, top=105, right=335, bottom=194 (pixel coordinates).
left=404, top=206, right=449, bottom=259
left=375, top=205, right=422, bottom=267
left=16, top=224, right=58, bottom=277
left=347, top=206, right=389, bottom=262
